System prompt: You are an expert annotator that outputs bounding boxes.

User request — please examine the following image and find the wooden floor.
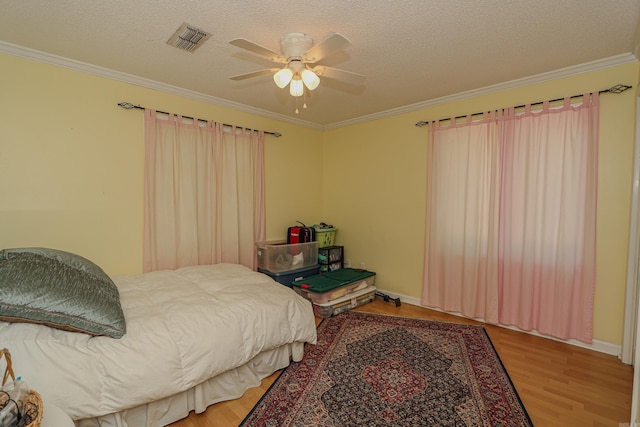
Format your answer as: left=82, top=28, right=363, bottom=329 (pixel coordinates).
left=168, top=300, right=633, bottom=427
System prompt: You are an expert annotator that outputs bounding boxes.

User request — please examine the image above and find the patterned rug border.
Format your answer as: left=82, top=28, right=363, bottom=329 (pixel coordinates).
left=241, top=311, right=534, bottom=426
left=464, top=318, right=534, bottom=426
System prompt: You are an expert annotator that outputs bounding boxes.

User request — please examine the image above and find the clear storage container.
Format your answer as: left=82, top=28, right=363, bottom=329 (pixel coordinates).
left=256, top=241, right=318, bottom=273
left=313, top=286, right=377, bottom=318
left=292, top=268, right=376, bottom=304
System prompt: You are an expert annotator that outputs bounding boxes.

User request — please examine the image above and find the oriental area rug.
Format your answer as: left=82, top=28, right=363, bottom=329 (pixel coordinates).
left=240, top=311, right=533, bottom=427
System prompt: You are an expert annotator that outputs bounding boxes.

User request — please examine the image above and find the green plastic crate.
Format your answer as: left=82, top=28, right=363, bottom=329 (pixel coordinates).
left=315, top=228, right=337, bottom=248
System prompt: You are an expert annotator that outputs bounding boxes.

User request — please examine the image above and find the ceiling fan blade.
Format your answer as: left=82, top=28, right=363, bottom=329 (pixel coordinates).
left=229, top=38, right=286, bottom=63
left=229, top=68, right=278, bottom=81
left=303, top=33, right=351, bottom=63
left=313, top=66, right=366, bottom=85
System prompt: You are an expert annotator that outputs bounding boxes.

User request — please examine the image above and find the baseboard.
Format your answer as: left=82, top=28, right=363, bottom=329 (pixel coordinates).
left=375, top=288, right=622, bottom=358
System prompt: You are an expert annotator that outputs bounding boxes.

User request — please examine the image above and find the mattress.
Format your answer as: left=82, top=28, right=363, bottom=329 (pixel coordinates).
left=0, top=263, right=317, bottom=421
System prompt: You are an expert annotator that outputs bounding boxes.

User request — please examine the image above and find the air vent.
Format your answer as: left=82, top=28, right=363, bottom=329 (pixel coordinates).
left=166, top=22, right=211, bottom=52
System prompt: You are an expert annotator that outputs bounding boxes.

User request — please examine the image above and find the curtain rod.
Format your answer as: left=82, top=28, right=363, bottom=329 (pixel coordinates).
left=117, top=102, right=282, bottom=137
left=414, top=83, right=633, bottom=127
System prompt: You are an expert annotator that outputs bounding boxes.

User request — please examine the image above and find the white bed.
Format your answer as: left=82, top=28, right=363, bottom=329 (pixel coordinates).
left=0, top=261, right=317, bottom=427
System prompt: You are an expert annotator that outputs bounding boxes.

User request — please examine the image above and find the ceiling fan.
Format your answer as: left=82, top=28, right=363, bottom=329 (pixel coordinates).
left=229, top=32, right=366, bottom=97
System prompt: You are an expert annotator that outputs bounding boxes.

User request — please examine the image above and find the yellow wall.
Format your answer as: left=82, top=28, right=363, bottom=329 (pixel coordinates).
left=0, top=53, right=323, bottom=275
left=323, top=62, right=640, bottom=345
left=1, top=51, right=638, bottom=345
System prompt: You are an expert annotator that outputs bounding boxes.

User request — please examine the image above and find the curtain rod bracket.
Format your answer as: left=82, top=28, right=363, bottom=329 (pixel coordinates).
left=117, top=102, right=282, bottom=137
left=414, top=83, right=633, bottom=127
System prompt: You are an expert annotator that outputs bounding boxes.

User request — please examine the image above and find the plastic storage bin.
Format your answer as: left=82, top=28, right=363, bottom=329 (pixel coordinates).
left=256, top=241, right=318, bottom=273
left=259, top=265, right=321, bottom=288
left=313, top=286, right=377, bottom=318
left=292, top=268, right=376, bottom=304
left=315, top=228, right=337, bottom=248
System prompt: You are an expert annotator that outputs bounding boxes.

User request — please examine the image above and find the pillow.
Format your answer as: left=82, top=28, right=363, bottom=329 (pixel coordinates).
left=0, top=247, right=126, bottom=338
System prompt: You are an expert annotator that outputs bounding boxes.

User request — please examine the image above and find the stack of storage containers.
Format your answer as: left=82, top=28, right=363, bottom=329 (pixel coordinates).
left=256, top=241, right=320, bottom=287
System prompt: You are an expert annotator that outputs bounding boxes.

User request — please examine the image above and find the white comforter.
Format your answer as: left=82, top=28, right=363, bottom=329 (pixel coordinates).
left=0, top=263, right=317, bottom=420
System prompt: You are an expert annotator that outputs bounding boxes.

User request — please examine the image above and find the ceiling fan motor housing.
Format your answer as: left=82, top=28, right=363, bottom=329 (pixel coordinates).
left=280, top=33, right=313, bottom=59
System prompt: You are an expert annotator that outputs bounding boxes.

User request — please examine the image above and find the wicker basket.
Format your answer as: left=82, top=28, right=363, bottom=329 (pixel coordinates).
left=0, top=349, right=43, bottom=427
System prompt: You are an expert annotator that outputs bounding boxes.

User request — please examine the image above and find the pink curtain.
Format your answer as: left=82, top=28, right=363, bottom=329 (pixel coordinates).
left=143, top=109, right=265, bottom=272
left=422, top=113, right=503, bottom=324
left=422, top=94, right=598, bottom=343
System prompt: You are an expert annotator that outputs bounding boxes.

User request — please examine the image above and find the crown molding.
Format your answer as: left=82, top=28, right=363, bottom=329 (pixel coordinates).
left=0, top=41, right=324, bottom=131
left=1, top=41, right=636, bottom=132
left=325, top=53, right=639, bottom=130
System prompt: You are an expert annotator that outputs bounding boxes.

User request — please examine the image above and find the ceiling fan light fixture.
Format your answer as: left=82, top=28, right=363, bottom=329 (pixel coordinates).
left=273, top=68, right=293, bottom=88
left=229, top=32, right=364, bottom=105
left=290, top=78, right=304, bottom=97
left=301, top=69, right=320, bottom=90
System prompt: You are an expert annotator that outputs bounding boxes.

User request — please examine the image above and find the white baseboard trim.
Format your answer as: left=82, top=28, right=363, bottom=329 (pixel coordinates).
left=375, top=288, right=622, bottom=358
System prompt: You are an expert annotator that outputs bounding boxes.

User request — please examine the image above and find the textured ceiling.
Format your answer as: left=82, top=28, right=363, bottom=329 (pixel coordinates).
left=0, top=0, right=639, bottom=128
